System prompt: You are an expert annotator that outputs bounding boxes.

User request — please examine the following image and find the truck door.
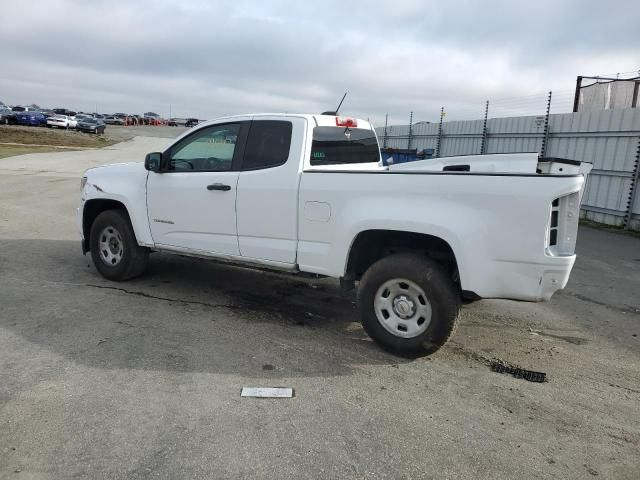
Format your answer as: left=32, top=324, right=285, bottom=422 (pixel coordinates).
left=146, top=121, right=248, bottom=255
left=235, top=117, right=306, bottom=265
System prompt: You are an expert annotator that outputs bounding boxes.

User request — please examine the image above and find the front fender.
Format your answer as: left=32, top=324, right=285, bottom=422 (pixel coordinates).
left=80, top=163, right=154, bottom=246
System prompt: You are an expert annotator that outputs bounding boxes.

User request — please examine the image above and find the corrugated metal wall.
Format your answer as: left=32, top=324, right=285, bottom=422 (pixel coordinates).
left=377, top=108, right=640, bottom=230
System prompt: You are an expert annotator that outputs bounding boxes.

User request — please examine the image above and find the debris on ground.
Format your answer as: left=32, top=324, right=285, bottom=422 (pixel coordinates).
left=241, top=387, right=294, bottom=398
left=490, top=360, right=547, bottom=383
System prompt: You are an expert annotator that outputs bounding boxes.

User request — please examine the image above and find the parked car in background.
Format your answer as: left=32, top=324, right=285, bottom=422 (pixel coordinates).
left=143, top=112, right=162, bottom=125
left=1, top=106, right=15, bottom=124
left=14, top=111, right=47, bottom=126
left=185, top=118, right=199, bottom=127
left=47, top=114, right=73, bottom=129
left=168, top=118, right=178, bottom=126
left=11, top=106, right=40, bottom=113
left=76, top=114, right=93, bottom=125
left=104, top=116, right=125, bottom=126
left=126, top=115, right=141, bottom=126
left=53, top=108, right=77, bottom=116
left=76, top=117, right=106, bottom=134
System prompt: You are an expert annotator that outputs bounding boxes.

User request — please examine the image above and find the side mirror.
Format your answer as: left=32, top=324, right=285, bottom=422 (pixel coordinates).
left=145, top=152, right=162, bottom=172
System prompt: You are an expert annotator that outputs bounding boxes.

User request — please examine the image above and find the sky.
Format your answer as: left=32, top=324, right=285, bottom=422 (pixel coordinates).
left=1, top=0, right=638, bottom=126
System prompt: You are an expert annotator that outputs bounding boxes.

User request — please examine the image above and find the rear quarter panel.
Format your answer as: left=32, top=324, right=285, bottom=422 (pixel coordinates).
left=297, top=171, right=585, bottom=298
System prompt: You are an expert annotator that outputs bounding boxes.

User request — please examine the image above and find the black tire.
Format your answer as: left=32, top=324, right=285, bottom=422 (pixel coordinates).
left=357, top=253, right=460, bottom=357
left=89, top=209, right=149, bottom=281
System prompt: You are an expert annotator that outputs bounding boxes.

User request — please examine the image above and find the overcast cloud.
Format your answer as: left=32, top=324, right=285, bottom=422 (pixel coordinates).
left=0, top=0, right=638, bottom=125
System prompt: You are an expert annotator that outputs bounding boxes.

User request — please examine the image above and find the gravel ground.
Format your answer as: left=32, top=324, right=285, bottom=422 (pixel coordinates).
left=0, top=139, right=638, bottom=479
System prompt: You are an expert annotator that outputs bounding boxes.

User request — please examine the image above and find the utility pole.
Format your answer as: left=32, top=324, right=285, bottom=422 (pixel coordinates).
left=407, top=111, right=413, bottom=149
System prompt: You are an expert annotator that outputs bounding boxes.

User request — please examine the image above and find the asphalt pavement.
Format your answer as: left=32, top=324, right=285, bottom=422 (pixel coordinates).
left=0, top=136, right=638, bottom=479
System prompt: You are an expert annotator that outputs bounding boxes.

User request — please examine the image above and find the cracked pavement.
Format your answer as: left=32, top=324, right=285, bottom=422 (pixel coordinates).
left=1, top=131, right=639, bottom=479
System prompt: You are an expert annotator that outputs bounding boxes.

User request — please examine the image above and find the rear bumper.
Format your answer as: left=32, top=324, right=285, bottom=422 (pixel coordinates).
left=471, top=254, right=576, bottom=302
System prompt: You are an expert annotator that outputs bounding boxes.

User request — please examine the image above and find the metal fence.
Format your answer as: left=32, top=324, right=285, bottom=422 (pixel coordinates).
left=377, top=107, right=640, bottom=231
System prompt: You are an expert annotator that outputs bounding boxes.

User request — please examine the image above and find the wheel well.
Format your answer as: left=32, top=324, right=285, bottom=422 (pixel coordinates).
left=82, top=199, right=128, bottom=253
left=346, top=230, right=459, bottom=283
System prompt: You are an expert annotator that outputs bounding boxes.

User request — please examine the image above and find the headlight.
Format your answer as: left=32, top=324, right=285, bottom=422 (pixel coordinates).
left=80, top=176, right=88, bottom=192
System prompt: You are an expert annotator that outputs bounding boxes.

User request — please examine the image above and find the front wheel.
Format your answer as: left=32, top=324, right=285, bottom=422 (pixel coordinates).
left=89, top=210, right=149, bottom=281
left=357, top=253, right=460, bottom=357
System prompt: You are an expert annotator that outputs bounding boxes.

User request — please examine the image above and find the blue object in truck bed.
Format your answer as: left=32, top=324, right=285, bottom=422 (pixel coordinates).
left=380, top=148, right=435, bottom=165
left=380, top=148, right=416, bottom=165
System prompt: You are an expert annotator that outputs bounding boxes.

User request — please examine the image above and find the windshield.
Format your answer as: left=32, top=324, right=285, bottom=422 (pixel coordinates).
left=310, top=126, right=379, bottom=166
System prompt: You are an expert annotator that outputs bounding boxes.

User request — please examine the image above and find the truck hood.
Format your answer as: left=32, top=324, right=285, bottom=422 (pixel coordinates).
left=84, top=162, right=147, bottom=187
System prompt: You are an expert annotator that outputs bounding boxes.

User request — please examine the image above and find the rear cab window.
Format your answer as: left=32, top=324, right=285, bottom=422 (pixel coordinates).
left=309, top=119, right=379, bottom=167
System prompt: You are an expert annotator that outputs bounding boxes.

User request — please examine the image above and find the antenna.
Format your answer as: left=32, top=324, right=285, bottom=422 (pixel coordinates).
left=321, top=91, right=348, bottom=116
left=335, top=91, right=347, bottom=114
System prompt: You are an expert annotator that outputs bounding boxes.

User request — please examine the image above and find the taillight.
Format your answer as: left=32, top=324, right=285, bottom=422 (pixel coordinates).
left=335, top=116, right=357, bottom=128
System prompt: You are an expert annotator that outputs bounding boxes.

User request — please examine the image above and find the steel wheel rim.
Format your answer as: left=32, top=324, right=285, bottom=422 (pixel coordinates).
left=374, top=278, right=432, bottom=338
left=98, top=226, right=124, bottom=267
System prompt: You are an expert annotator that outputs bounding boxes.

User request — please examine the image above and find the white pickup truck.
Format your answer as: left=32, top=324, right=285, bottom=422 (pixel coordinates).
left=78, top=113, right=591, bottom=355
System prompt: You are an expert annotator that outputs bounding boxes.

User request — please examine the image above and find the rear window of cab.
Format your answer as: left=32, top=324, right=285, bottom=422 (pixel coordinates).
left=310, top=127, right=379, bottom=165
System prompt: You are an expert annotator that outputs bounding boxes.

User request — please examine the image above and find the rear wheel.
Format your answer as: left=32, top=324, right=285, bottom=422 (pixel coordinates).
left=89, top=210, right=149, bottom=281
left=357, top=253, right=460, bottom=356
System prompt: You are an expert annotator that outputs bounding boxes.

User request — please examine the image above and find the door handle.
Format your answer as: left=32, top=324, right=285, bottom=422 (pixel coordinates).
left=207, top=183, right=231, bottom=191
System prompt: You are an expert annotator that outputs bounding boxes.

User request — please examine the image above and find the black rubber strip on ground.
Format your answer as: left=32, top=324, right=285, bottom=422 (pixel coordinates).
left=490, top=361, right=547, bottom=383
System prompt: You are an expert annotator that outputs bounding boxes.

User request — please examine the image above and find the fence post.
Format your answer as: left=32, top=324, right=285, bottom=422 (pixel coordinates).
left=572, top=76, right=582, bottom=112
left=407, top=111, right=413, bottom=149
left=540, top=90, right=552, bottom=157
left=632, top=81, right=640, bottom=108
left=480, top=100, right=489, bottom=154
left=382, top=113, right=388, bottom=148
left=436, top=107, right=444, bottom=158
left=624, top=136, right=640, bottom=230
